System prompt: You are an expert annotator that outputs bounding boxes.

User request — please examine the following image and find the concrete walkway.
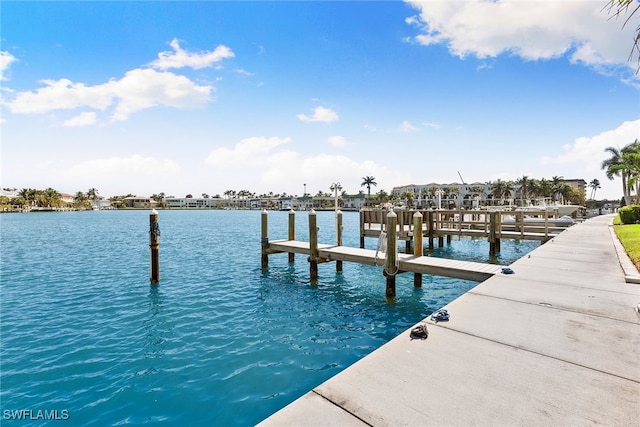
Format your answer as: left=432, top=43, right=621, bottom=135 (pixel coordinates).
left=258, top=215, right=640, bottom=426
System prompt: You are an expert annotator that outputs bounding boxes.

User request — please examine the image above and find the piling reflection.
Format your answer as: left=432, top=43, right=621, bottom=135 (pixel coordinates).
left=143, top=286, right=167, bottom=360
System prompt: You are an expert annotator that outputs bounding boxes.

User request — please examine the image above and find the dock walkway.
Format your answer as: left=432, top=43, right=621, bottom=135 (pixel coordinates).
left=259, top=215, right=640, bottom=426
left=268, top=239, right=504, bottom=282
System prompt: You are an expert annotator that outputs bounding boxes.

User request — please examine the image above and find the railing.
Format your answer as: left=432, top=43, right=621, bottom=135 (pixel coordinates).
left=360, top=208, right=572, bottom=242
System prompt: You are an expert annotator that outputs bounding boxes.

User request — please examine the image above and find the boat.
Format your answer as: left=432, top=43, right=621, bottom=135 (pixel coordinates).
left=515, top=199, right=584, bottom=217
left=503, top=214, right=575, bottom=227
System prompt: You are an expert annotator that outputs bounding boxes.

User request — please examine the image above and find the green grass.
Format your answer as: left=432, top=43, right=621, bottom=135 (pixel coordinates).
left=613, top=221, right=640, bottom=271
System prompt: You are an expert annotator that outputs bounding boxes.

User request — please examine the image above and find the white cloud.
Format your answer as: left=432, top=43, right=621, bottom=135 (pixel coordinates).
left=328, top=135, right=348, bottom=147
left=7, top=78, right=114, bottom=114
left=422, top=121, right=441, bottom=129
left=110, top=68, right=212, bottom=121
left=405, top=0, right=638, bottom=73
left=7, top=68, right=212, bottom=122
left=150, top=38, right=234, bottom=70
left=5, top=39, right=227, bottom=123
left=398, top=120, right=419, bottom=133
left=67, top=155, right=181, bottom=178
left=297, top=106, right=339, bottom=123
left=235, top=68, right=254, bottom=76
left=203, top=136, right=409, bottom=195
left=205, top=136, right=292, bottom=167
left=64, top=111, right=97, bottom=127
left=0, top=51, right=17, bottom=81
left=540, top=119, right=640, bottom=172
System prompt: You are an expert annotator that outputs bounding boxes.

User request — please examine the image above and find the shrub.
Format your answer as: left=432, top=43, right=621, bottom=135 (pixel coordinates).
left=618, top=205, right=640, bottom=224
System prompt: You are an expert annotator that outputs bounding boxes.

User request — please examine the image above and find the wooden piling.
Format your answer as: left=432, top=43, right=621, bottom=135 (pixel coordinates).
left=413, top=211, right=423, bottom=288
left=309, top=209, right=319, bottom=282
left=288, top=209, right=295, bottom=263
left=427, top=210, right=434, bottom=250
left=384, top=209, right=397, bottom=298
left=489, top=210, right=501, bottom=256
left=261, top=209, right=269, bottom=269
left=336, top=210, right=343, bottom=273
left=359, top=209, right=365, bottom=248
left=149, top=209, right=160, bottom=284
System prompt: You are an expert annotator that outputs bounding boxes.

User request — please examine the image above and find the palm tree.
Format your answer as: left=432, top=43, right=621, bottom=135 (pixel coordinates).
left=603, top=0, right=640, bottom=73
left=223, top=190, right=236, bottom=207
left=491, top=180, right=514, bottom=205
left=87, top=188, right=99, bottom=201
left=515, top=175, right=532, bottom=206
left=608, top=141, right=640, bottom=204
left=550, top=176, right=565, bottom=202
left=588, top=179, right=601, bottom=200
left=74, top=191, right=90, bottom=209
left=556, top=183, right=573, bottom=204
left=74, top=191, right=87, bottom=203
left=19, top=188, right=38, bottom=206
left=361, top=176, right=377, bottom=197
left=448, top=186, right=460, bottom=208
left=43, top=188, right=62, bottom=208
left=375, top=189, right=389, bottom=204
left=627, top=154, right=640, bottom=204
left=601, top=141, right=639, bottom=206
left=400, top=190, right=415, bottom=207
left=538, top=178, right=553, bottom=200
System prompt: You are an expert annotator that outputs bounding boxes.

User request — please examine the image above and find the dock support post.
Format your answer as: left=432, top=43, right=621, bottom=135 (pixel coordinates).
left=309, top=209, right=319, bottom=283
left=288, top=209, right=295, bottom=263
left=413, top=211, right=423, bottom=288
left=261, top=209, right=269, bottom=269
left=427, top=210, right=434, bottom=250
left=359, top=209, right=365, bottom=248
left=149, top=209, right=160, bottom=284
left=489, top=210, right=501, bottom=256
left=384, top=209, right=397, bottom=298
left=336, top=210, right=343, bottom=273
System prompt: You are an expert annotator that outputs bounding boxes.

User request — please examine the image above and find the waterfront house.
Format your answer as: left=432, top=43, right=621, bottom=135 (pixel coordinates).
left=124, top=196, right=157, bottom=209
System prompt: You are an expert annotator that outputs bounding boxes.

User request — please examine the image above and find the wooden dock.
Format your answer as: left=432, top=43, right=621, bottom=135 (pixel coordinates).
left=360, top=208, right=571, bottom=244
left=261, top=208, right=514, bottom=297
left=268, top=239, right=504, bottom=282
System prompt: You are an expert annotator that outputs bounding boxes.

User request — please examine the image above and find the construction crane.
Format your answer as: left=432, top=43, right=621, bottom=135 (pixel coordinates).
left=458, top=171, right=466, bottom=184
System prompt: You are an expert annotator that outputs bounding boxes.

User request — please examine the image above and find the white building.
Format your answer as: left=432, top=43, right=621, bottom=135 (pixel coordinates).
left=164, top=197, right=224, bottom=208
left=392, top=182, right=494, bottom=209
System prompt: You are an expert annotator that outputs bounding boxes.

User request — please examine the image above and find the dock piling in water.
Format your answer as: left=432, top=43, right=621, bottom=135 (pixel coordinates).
left=489, top=211, right=501, bottom=256
left=384, top=210, right=398, bottom=298
left=336, top=210, right=343, bottom=273
left=309, top=209, right=319, bottom=282
left=288, top=209, right=295, bottom=263
left=261, top=209, right=269, bottom=269
left=149, top=209, right=160, bottom=284
left=413, top=211, right=423, bottom=288
left=359, top=210, right=365, bottom=248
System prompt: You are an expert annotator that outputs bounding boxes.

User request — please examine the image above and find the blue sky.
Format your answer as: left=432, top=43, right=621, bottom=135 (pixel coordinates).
left=2, top=0, right=639, bottom=200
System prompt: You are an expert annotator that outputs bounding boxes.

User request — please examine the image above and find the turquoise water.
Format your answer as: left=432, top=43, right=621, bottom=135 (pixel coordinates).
left=0, top=210, right=538, bottom=426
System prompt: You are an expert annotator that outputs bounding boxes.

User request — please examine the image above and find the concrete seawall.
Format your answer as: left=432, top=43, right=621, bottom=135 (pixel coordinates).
left=259, top=214, right=640, bottom=426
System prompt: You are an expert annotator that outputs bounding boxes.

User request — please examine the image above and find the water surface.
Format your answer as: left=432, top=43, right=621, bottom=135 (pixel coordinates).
left=0, top=210, right=537, bottom=426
